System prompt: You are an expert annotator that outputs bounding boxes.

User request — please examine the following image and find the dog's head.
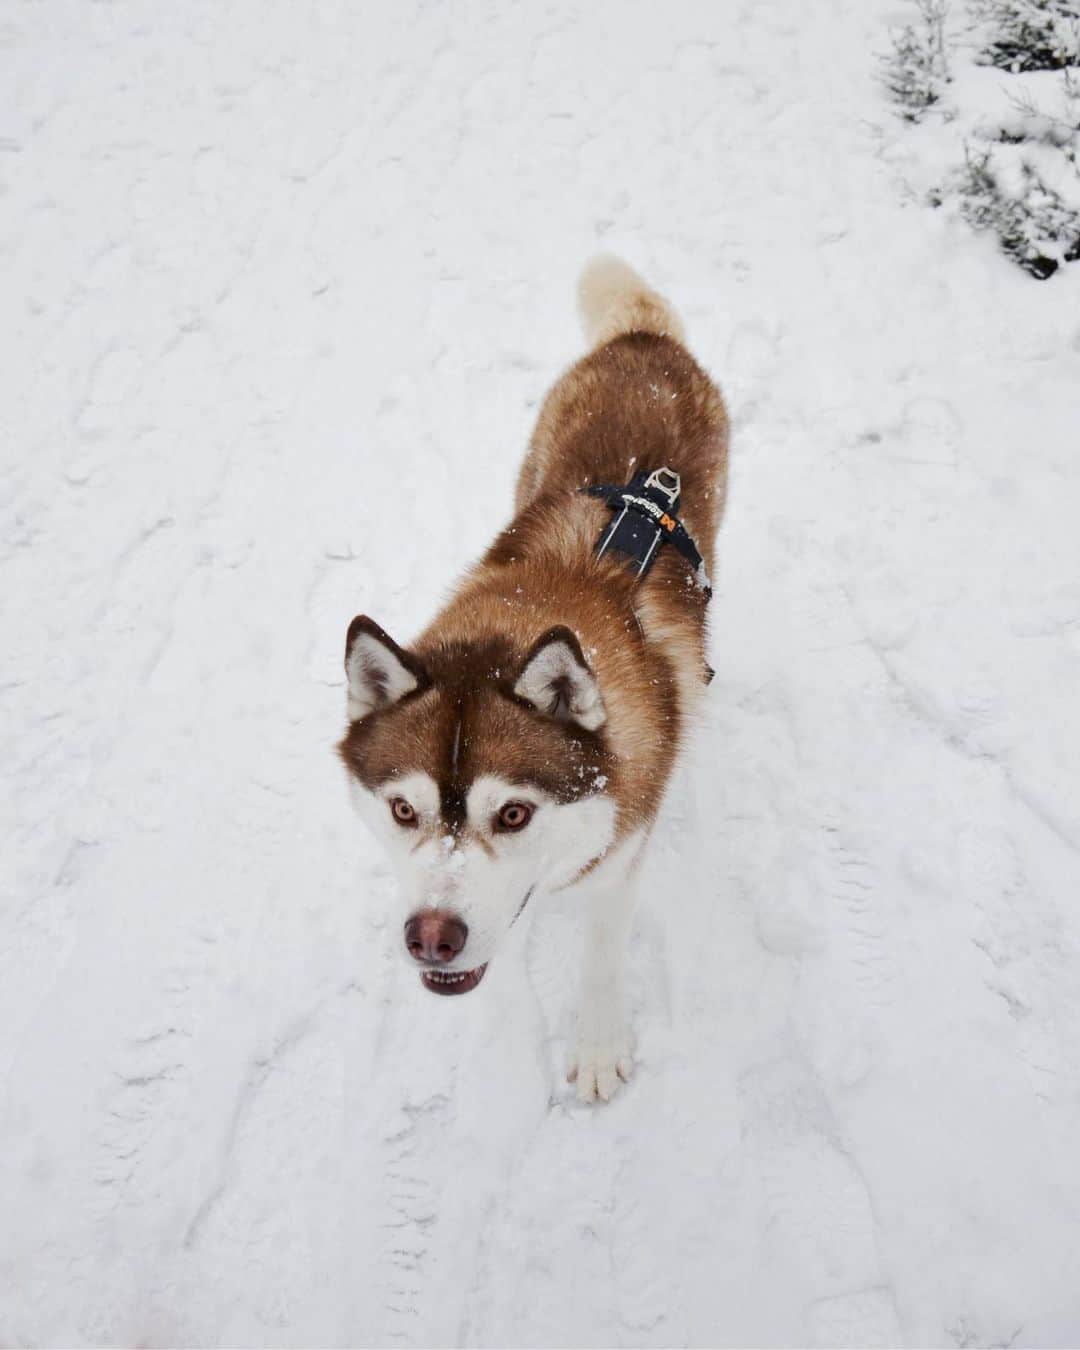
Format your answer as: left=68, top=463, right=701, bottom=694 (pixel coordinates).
left=338, top=616, right=617, bottom=994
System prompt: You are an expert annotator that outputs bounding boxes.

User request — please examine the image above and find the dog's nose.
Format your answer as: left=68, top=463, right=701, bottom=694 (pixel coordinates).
left=404, top=911, right=468, bottom=964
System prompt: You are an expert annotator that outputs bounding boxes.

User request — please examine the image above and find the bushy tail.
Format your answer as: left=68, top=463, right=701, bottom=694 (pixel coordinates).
left=577, top=254, right=685, bottom=350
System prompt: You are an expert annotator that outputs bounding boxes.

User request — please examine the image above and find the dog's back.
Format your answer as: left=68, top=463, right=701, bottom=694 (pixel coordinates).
left=514, top=257, right=728, bottom=578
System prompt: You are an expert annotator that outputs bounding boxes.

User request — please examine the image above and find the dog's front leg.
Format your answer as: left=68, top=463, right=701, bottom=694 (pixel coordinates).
left=567, top=872, right=636, bottom=1103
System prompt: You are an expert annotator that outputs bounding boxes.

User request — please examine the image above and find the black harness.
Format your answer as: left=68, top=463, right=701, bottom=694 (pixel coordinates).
left=585, top=467, right=711, bottom=598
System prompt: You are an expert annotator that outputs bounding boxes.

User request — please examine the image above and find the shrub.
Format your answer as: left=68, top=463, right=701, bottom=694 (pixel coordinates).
left=885, top=1, right=1080, bottom=276
left=883, top=1, right=951, bottom=121
left=973, top=0, right=1080, bottom=72
left=954, top=139, right=1080, bottom=277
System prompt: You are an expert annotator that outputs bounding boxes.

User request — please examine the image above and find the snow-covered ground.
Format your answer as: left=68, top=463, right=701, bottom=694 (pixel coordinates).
left=4, top=2, right=1080, bottom=1346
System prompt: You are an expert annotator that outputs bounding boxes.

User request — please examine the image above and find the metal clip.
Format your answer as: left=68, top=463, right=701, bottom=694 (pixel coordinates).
left=644, top=466, right=681, bottom=507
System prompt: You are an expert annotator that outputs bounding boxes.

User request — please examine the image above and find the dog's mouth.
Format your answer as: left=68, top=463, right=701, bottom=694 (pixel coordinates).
left=420, top=963, right=488, bottom=996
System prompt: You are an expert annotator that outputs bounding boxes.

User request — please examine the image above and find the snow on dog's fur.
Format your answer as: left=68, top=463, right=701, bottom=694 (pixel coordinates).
left=339, top=257, right=728, bottom=1101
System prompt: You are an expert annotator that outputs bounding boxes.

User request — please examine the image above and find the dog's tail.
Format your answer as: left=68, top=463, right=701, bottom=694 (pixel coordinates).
left=577, top=254, right=685, bottom=351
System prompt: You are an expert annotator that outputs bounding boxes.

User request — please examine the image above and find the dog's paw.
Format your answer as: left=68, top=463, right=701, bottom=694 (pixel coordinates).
left=566, top=1035, right=633, bottom=1104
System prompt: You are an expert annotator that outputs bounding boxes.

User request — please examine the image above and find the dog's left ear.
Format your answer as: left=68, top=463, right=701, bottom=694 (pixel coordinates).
left=344, top=615, right=428, bottom=722
left=514, top=626, right=606, bottom=731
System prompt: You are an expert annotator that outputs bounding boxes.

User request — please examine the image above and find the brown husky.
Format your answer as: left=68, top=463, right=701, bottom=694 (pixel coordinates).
left=339, top=257, right=728, bottom=1102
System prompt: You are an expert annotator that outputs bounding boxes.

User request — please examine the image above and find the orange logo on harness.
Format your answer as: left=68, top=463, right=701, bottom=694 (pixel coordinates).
left=660, top=513, right=676, bottom=531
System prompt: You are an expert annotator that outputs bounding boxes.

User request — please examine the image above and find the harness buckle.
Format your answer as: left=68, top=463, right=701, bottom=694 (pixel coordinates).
left=644, top=466, right=681, bottom=508
left=584, top=464, right=710, bottom=599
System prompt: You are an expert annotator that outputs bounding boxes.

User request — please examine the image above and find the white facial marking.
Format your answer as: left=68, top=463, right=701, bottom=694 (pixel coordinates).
left=377, top=771, right=439, bottom=821
left=348, top=769, right=617, bottom=973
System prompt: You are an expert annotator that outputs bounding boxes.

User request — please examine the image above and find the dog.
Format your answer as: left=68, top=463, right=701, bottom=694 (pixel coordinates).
left=339, top=257, right=728, bottom=1102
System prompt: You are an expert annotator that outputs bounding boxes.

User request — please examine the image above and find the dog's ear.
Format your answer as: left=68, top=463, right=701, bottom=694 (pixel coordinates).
left=514, top=626, right=606, bottom=731
left=344, top=616, right=429, bottom=722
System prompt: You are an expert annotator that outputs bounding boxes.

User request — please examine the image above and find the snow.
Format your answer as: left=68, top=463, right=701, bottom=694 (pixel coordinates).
left=4, top=1, right=1080, bottom=1346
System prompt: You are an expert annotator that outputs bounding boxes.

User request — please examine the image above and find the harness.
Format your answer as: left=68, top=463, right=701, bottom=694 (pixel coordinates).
left=584, top=466, right=711, bottom=598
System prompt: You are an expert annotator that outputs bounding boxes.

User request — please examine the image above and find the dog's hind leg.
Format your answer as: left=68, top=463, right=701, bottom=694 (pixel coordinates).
left=566, top=840, right=643, bottom=1103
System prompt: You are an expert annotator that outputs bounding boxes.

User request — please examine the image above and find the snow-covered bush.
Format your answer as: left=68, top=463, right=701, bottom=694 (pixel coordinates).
left=973, top=0, right=1080, bottom=72
left=883, top=1, right=951, bottom=120
left=954, top=139, right=1080, bottom=276
left=886, top=2, right=1080, bottom=277
left=953, top=68, right=1080, bottom=276
left=1000, top=69, right=1080, bottom=145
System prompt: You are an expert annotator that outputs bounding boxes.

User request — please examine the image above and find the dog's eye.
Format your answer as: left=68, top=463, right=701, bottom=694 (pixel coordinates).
left=495, top=801, right=533, bottom=833
left=390, top=797, right=417, bottom=827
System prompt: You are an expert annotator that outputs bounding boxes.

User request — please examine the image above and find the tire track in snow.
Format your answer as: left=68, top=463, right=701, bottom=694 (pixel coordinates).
left=960, top=824, right=1080, bottom=1110
left=801, top=808, right=897, bottom=1094
left=92, top=928, right=223, bottom=1216
left=737, top=1053, right=901, bottom=1345
left=179, top=1004, right=346, bottom=1344
left=373, top=1089, right=455, bottom=1345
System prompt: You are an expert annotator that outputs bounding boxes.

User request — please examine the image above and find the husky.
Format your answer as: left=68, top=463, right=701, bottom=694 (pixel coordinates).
left=339, top=257, right=728, bottom=1102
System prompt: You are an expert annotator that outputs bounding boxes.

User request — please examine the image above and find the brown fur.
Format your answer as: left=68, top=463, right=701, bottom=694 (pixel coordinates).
left=340, top=264, right=729, bottom=842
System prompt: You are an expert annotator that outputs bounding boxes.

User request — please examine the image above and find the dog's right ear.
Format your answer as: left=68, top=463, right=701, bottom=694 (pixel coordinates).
left=344, top=616, right=429, bottom=722
left=514, top=625, right=606, bottom=731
